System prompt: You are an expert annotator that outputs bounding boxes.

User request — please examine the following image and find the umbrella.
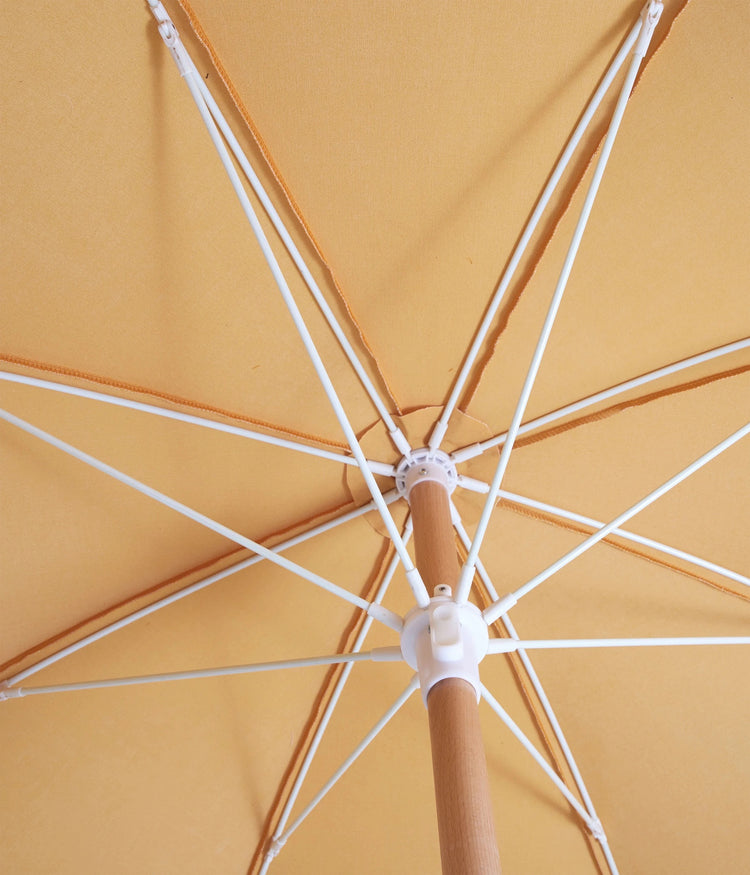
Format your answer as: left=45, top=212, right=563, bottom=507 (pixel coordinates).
left=2, top=0, right=749, bottom=872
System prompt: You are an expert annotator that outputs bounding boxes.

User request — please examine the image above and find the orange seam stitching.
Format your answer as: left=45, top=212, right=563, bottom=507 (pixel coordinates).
left=175, top=0, right=404, bottom=417
left=0, top=497, right=359, bottom=679
left=461, top=0, right=691, bottom=410
left=513, top=363, right=750, bottom=450
left=247, top=536, right=395, bottom=874
left=0, top=352, right=349, bottom=450
left=502, top=499, right=750, bottom=604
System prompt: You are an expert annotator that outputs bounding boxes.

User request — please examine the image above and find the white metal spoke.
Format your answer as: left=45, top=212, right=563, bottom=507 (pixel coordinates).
left=2, top=490, right=401, bottom=688
left=427, top=13, right=646, bottom=454
left=455, top=473, right=491, bottom=494
left=457, top=3, right=662, bottom=603
left=496, top=613, right=619, bottom=873
left=0, top=371, right=395, bottom=476
left=451, top=507, right=618, bottom=871
left=149, top=4, right=424, bottom=601
left=0, top=649, right=404, bottom=701
left=499, top=489, right=750, bottom=592
left=451, top=338, right=750, bottom=464
left=0, top=408, right=377, bottom=617
left=484, top=420, right=750, bottom=623
left=266, top=519, right=413, bottom=863
left=187, top=61, right=411, bottom=458
left=487, top=636, right=750, bottom=654
left=480, top=684, right=595, bottom=830
left=261, top=676, right=420, bottom=870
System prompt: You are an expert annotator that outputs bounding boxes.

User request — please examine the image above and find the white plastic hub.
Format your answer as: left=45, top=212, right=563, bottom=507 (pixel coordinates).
left=395, top=448, right=458, bottom=500
left=400, top=586, right=489, bottom=705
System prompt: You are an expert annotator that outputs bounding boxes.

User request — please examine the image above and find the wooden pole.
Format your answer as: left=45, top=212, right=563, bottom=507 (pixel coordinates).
left=409, top=480, right=501, bottom=875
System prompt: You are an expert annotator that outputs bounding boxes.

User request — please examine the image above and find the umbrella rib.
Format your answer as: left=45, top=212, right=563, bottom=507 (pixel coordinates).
left=0, top=407, right=397, bottom=622
left=499, top=489, right=750, bottom=594
left=264, top=518, right=413, bottom=861
left=0, top=649, right=404, bottom=701
left=450, top=508, right=619, bottom=872
left=451, top=338, right=750, bottom=464
left=487, top=637, right=750, bottom=654
left=484, top=420, right=750, bottom=624
left=427, top=14, right=645, bottom=454
left=150, top=8, right=426, bottom=605
left=0, top=371, right=396, bottom=476
left=493, top=615, right=620, bottom=875
left=186, top=52, right=411, bottom=458
left=2, top=490, right=401, bottom=688
left=261, top=675, right=420, bottom=870
left=479, top=683, right=596, bottom=831
left=457, top=4, right=662, bottom=604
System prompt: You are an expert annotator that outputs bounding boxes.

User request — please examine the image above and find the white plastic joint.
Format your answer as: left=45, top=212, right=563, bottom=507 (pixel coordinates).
left=400, top=586, right=489, bottom=705
left=148, top=0, right=190, bottom=75
left=389, top=427, right=413, bottom=458
left=483, top=592, right=519, bottom=625
left=265, top=836, right=286, bottom=861
left=367, top=603, right=404, bottom=633
left=589, top=817, right=606, bottom=842
left=635, top=1, right=663, bottom=57
left=0, top=681, right=21, bottom=702
left=395, top=449, right=458, bottom=500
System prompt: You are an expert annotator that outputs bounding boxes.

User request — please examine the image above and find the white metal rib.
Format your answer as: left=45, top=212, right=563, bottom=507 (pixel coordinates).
left=0, top=371, right=395, bottom=476
left=427, top=14, right=644, bottom=453
left=261, top=676, right=420, bottom=869
left=188, top=64, right=411, bottom=458
left=265, top=519, right=413, bottom=868
left=0, top=650, right=404, bottom=700
left=2, top=490, right=401, bottom=687
left=151, top=13, right=427, bottom=605
left=496, top=614, right=620, bottom=873
left=486, top=637, right=750, bottom=654
left=499, top=489, right=750, bottom=591
left=0, top=408, right=373, bottom=615
left=451, top=338, right=750, bottom=464
left=457, top=17, right=659, bottom=604
left=484, top=420, right=750, bottom=624
left=450, top=508, right=619, bottom=872
left=480, top=684, right=595, bottom=829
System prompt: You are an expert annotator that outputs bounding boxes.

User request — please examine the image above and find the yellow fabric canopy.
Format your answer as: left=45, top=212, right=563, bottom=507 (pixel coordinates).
left=2, top=2, right=749, bottom=872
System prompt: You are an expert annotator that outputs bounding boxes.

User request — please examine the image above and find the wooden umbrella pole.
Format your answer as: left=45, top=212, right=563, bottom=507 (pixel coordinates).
left=409, top=479, right=501, bottom=874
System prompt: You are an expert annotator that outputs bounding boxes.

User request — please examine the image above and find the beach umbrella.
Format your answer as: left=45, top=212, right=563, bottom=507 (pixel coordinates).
left=2, top=1, right=749, bottom=872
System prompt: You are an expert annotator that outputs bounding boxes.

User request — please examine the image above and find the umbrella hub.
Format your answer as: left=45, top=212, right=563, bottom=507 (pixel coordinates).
left=395, top=448, right=458, bottom=500
left=400, top=586, right=489, bottom=705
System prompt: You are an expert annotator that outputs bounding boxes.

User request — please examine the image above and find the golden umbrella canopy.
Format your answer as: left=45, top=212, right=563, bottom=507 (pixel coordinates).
left=2, top=1, right=749, bottom=873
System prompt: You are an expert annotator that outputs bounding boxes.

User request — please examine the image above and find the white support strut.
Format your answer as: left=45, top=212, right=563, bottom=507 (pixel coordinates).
left=147, top=1, right=422, bottom=594
left=451, top=338, right=750, bottom=464
left=260, top=521, right=413, bottom=874
left=499, top=489, right=750, bottom=592
left=0, top=407, right=387, bottom=620
left=0, top=371, right=395, bottom=476
left=188, top=70, right=411, bottom=458
left=457, top=1, right=663, bottom=603
left=484, top=419, right=750, bottom=624
left=2, top=490, right=402, bottom=688
left=486, top=636, right=750, bottom=654
left=450, top=507, right=620, bottom=873
left=0, top=648, right=404, bottom=701
left=427, top=11, right=647, bottom=453
left=263, top=676, right=420, bottom=865
left=480, top=684, right=596, bottom=831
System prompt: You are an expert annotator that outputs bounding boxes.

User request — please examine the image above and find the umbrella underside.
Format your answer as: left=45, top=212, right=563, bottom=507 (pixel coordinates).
left=2, top=1, right=749, bottom=873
